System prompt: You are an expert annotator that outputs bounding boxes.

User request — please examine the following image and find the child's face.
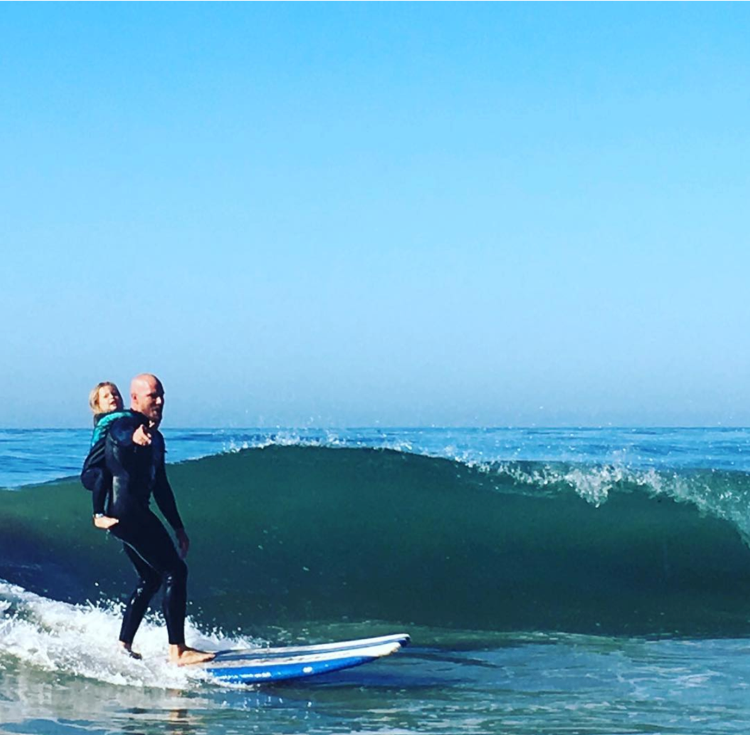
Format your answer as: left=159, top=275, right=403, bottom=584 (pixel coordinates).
left=97, top=385, right=123, bottom=413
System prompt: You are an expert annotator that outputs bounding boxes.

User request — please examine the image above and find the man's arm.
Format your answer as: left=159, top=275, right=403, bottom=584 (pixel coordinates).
left=152, top=461, right=184, bottom=531
left=153, top=462, right=190, bottom=558
left=150, top=435, right=191, bottom=558
left=108, top=413, right=147, bottom=449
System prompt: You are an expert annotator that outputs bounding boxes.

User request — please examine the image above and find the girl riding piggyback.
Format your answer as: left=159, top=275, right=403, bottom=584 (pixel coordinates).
left=80, top=381, right=147, bottom=529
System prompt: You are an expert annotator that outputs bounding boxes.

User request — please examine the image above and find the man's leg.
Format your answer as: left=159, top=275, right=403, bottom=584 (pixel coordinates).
left=119, top=544, right=162, bottom=655
left=114, top=511, right=213, bottom=665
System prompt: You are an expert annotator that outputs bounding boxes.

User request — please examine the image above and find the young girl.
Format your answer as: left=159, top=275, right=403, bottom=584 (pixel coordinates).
left=81, top=382, right=131, bottom=529
left=90, top=381, right=122, bottom=414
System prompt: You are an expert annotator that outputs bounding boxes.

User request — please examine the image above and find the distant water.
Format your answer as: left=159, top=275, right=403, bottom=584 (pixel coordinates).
left=2, top=427, right=750, bottom=734
left=4, top=425, right=750, bottom=489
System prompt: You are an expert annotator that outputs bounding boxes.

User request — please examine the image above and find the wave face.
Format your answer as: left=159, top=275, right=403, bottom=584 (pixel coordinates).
left=3, top=446, right=750, bottom=637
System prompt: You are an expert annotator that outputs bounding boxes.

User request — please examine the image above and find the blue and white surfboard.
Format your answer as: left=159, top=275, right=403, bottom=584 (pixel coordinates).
left=204, top=633, right=410, bottom=684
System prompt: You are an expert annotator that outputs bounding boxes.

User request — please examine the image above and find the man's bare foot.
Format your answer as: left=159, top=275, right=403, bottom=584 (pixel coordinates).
left=119, top=642, right=143, bottom=660
left=169, top=644, right=215, bottom=666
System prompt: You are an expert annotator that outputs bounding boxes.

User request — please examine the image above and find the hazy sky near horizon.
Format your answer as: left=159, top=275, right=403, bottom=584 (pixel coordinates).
left=1, top=4, right=749, bottom=428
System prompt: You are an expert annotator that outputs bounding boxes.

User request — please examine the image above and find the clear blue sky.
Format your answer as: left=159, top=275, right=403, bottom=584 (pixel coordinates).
left=1, top=3, right=749, bottom=428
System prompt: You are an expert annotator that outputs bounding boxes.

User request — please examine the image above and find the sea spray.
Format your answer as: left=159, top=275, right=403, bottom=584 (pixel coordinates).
left=0, top=581, right=260, bottom=689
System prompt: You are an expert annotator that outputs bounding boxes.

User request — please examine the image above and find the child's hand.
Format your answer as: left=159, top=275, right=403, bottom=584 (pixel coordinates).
left=133, top=425, right=152, bottom=446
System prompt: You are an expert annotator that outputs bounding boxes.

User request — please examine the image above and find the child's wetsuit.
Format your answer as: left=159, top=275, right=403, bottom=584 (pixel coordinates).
left=80, top=411, right=136, bottom=515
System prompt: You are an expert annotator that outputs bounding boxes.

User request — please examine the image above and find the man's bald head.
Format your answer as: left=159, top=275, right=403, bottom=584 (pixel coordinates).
left=130, top=373, right=165, bottom=427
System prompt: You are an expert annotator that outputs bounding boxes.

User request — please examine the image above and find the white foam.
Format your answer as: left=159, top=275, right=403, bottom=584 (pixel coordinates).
left=0, top=581, right=259, bottom=689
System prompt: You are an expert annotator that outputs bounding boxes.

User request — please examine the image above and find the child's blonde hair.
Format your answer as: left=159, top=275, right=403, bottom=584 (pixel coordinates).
left=89, top=381, right=120, bottom=413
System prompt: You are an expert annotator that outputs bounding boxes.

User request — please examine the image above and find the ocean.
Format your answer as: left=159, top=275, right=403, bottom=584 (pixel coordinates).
left=2, top=427, right=750, bottom=734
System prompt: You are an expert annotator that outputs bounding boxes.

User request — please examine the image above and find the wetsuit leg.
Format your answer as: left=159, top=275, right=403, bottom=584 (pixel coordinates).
left=110, top=510, right=188, bottom=646
left=119, top=544, right=162, bottom=645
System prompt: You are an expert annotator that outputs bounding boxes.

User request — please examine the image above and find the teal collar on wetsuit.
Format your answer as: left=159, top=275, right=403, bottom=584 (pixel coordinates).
left=91, top=410, right=135, bottom=446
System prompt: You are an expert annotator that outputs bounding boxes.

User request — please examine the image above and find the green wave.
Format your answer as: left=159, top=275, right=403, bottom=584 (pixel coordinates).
left=3, top=446, right=750, bottom=637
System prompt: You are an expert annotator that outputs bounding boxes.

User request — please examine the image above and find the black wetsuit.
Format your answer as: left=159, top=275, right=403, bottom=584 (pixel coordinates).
left=105, top=412, right=188, bottom=646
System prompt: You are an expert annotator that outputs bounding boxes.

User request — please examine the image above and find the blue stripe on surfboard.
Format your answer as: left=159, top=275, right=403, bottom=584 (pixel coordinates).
left=207, top=654, right=380, bottom=683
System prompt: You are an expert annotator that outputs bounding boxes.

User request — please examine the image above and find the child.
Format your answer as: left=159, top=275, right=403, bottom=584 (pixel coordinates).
left=81, top=382, right=132, bottom=529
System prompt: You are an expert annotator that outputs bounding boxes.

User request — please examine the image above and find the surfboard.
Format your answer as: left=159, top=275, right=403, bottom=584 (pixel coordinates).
left=203, top=632, right=410, bottom=684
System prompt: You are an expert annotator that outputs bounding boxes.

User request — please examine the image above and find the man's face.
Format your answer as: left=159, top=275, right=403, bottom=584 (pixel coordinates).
left=132, top=378, right=165, bottom=427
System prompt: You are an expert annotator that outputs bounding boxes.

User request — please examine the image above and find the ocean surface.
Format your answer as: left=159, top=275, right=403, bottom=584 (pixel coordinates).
left=3, top=427, right=750, bottom=734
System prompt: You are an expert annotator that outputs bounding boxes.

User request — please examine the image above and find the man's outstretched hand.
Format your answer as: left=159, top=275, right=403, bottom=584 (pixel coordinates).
left=132, top=425, right=152, bottom=446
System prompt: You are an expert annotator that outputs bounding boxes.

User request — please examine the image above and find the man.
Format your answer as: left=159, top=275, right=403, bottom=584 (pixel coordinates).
left=102, top=373, right=213, bottom=666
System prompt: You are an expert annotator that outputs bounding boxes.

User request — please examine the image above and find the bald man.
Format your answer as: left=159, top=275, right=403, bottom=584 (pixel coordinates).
left=103, top=374, right=213, bottom=666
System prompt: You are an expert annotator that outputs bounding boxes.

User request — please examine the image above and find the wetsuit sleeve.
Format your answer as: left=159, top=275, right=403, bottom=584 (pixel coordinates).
left=84, top=469, right=109, bottom=515
left=149, top=433, right=183, bottom=530
left=108, top=413, right=146, bottom=448
left=81, top=439, right=109, bottom=515
left=81, top=440, right=104, bottom=488
left=152, top=462, right=184, bottom=531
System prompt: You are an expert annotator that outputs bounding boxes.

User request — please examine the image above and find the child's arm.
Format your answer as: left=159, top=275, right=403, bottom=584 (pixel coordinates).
left=81, top=440, right=118, bottom=527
